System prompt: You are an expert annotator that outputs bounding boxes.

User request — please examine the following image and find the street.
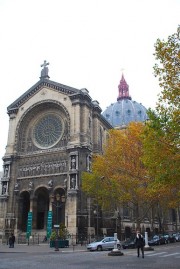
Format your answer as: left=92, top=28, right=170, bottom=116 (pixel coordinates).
left=0, top=242, right=180, bottom=269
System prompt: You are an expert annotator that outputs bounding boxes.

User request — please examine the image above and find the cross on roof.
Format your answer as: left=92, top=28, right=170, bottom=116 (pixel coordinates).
left=41, top=60, right=49, bottom=68
left=40, top=60, right=50, bottom=79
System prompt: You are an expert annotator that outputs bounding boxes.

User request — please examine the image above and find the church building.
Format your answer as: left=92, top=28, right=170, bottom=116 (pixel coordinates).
left=0, top=61, right=112, bottom=240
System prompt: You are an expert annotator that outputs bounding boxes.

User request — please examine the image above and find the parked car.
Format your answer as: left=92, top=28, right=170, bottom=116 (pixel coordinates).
left=163, top=234, right=176, bottom=243
left=87, top=237, right=121, bottom=251
left=148, top=235, right=166, bottom=246
left=172, top=233, right=180, bottom=242
left=122, top=238, right=136, bottom=249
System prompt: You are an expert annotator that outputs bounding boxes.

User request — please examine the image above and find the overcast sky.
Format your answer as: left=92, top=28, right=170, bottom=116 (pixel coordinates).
left=0, top=0, right=179, bottom=170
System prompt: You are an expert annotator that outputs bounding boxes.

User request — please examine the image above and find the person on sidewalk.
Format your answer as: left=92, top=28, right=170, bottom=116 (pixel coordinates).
left=9, top=233, right=15, bottom=248
left=135, top=230, right=144, bottom=258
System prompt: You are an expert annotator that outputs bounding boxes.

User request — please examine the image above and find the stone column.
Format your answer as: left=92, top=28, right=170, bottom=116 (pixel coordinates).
left=30, top=198, right=33, bottom=212
left=49, top=195, right=53, bottom=211
left=66, top=193, right=78, bottom=236
left=144, top=231, right=154, bottom=251
left=144, top=231, right=149, bottom=247
left=6, top=113, right=17, bottom=154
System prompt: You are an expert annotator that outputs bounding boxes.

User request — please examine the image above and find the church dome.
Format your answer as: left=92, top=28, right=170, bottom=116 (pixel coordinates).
left=102, top=74, right=148, bottom=128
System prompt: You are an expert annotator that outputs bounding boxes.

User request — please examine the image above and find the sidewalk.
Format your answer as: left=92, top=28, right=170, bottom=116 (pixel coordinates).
left=0, top=243, right=87, bottom=253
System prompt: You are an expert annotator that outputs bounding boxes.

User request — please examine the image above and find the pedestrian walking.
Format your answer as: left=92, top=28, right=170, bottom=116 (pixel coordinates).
left=43, top=235, right=47, bottom=242
left=135, top=230, right=144, bottom=258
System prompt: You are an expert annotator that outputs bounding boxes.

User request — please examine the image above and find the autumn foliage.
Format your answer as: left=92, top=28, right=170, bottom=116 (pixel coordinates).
left=146, top=26, right=180, bottom=185
left=143, top=26, right=180, bottom=192
left=82, top=123, right=154, bottom=226
left=82, top=121, right=179, bottom=228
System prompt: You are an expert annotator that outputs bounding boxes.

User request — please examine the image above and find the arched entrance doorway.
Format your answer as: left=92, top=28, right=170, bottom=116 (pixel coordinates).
left=18, top=191, right=30, bottom=232
left=51, top=188, right=66, bottom=227
left=34, top=187, right=49, bottom=230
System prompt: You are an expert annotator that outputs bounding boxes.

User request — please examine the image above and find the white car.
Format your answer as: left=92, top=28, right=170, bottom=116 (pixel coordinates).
left=87, top=236, right=121, bottom=251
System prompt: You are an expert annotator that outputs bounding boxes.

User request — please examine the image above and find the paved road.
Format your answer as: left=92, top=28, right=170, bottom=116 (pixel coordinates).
left=0, top=242, right=180, bottom=269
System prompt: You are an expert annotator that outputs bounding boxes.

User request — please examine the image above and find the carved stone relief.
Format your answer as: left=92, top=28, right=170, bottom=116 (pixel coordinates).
left=18, top=160, right=68, bottom=178
left=70, top=174, right=78, bottom=190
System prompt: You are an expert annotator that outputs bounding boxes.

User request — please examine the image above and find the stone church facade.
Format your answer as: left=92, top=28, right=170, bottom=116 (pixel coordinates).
left=0, top=62, right=112, bottom=239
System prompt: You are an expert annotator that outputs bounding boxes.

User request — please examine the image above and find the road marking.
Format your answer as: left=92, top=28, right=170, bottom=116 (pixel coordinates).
left=159, top=252, right=180, bottom=257
left=145, top=252, right=167, bottom=256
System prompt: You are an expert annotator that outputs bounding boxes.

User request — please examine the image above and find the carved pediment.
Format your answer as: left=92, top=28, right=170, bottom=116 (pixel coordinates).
left=7, top=78, right=80, bottom=115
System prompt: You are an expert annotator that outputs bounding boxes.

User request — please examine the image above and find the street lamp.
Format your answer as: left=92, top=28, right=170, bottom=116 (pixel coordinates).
left=93, top=176, right=104, bottom=239
left=114, top=210, right=120, bottom=233
left=51, top=193, right=65, bottom=251
left=94, top=207, right=99, bottom=240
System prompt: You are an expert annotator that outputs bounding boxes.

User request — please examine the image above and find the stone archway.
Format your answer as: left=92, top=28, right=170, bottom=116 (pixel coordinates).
left=33, top=187, right=49, bottom=231
left=51, top=188, right=66, bottom=228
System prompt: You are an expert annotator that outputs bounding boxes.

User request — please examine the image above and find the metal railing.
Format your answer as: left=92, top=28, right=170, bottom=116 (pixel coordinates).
left=0, top=233, right=101, bottom=245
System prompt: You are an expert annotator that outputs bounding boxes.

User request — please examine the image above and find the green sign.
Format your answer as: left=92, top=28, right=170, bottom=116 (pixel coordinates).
left=26, top=211, right=33, bottom=239
left=47, top=211, right=53, bottom=238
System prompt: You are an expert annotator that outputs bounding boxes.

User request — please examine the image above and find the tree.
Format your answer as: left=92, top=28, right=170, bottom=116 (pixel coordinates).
left=153, top=25, right=180, bottom=146
left=82, top=122, right=157, bottom=229
left=144, top=26, right=180, bottom=186
left=142, top=27, right=180, bottom=227
left=50, top=223, right=69, bottom=240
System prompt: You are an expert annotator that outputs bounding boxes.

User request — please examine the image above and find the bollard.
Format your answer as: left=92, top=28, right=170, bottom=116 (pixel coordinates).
left=54, top=238, right=59, bottom=251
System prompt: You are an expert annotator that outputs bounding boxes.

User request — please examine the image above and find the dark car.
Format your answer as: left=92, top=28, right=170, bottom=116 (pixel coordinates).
left=148, top=235, right=166, bottom=246
left=163, top=234, right=176, bottom=243
left=172, top=233, right=180, bottom=242
left=122, top=239, right=136, bottom=249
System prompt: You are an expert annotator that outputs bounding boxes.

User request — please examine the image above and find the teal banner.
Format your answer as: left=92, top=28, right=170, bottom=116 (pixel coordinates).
left=26, top=211, right=33, bottom=239
left=47, top=211, right=53, bottom=238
